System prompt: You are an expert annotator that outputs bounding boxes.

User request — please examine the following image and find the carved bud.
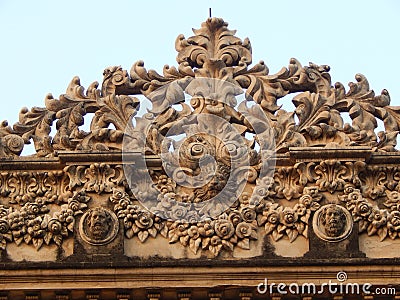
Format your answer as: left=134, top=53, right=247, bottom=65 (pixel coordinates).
left=0, top=219, right=10, bottom=234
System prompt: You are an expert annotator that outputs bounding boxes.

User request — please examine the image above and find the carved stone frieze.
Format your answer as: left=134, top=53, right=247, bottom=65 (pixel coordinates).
left=0, top=191, right=90, bottom=250
left=0, top=17, right=400, bottom=258
left=65, top=163, right=124, bottom=194
left=0, top=171, right=70, bottom=205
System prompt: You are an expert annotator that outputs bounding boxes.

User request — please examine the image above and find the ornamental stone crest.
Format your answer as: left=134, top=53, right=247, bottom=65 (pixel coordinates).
left=0, top=17, right=400, bottom=259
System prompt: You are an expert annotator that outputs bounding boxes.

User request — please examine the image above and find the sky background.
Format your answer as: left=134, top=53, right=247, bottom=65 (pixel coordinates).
left=0, top=0, right=399, bottom=153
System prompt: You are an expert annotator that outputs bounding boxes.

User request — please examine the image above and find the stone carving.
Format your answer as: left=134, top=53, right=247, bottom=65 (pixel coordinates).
left=0, top=17, right=399, bottom=256
left=79, top=207, right=119, bottom=245
left=0, top=18, right=397, bottom=157
left=0, top=191, right=90, bottom=250
left=0, top=171, right=70, bottom=205
left=65, top=163, right=124, bottom=193
left=312, top=204, right=353, bottom=242
left=339, top=186, right=400, bottom=241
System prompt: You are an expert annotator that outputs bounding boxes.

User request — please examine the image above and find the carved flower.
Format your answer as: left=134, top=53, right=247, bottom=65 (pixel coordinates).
left=209, top=235, right=222, bottom=256
left=71, top=191, right=91, bottom=203
left=344, top=184, right=355, bottom=195
left=168, top=222, right=189, bottom=244
left=235, top=222, right=257, bottom=239
left=27, top=203, right=40, bottom=215
left=110, top=189, right=125, bottom=203
left=197, top=221, right=214, bottom=237
left=48, top=219, right=63, bottom=235
left=267, top=210, right=280, bottom=224
left=251, top=177, right=274, bottom=204
left=24, top=199, right=49, bottom=216
left=56, top=208, right=75, bottom=224
left=280, top=208, right=298, bottom=228
left=182, top=210, right=201, bottom=223
left=352, top=200, right=372, bottom=221
left=347, top=190, right=363, bottom=202
left=157, top=192, right=177, bottom=209
left=294, top=203, right=307, bottom=216
left=387, top=211, right=400, bottom=232
left=188, top=225, right=200, bottom=239
left=214, top=219, right=235, bottom=239
left=257, top=202, right=280, bottom=226
left=299, top=194, right=313, bottom=206
left=68, top=199, right=81, bottom=212
left=135, top=211, right=154, bottom=229
left=170, top=204, right=188, bottom=220
left=387, top=191, right=400, bottom=202
left=27, top=217, right=46, bottom=239
left=368, top=208, right=388, bottom=229
left=228, top=210, right=243, bottom=226
left=172, top=222, right=189, bottom=236
left=384, top=191, right=400, bottom=212
left=240, top=207, right=257, bottom=222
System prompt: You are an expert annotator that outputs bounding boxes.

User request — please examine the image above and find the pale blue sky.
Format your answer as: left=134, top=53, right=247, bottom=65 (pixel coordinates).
left=0, top=0, right=399, bottom=131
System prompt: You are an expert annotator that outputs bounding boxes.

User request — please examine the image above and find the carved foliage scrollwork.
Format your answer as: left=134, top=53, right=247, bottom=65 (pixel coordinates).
left=0, top=171, right=70, bottom=205
left=0, top=17, right=399, bottom=157
left=65, top=163, right=124, bottom=194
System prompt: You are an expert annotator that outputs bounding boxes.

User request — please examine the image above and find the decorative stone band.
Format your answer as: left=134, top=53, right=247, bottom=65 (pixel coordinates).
left=0, top=149, right=399, bottom=256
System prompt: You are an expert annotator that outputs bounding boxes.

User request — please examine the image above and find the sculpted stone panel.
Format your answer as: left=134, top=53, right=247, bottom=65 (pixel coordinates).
left=79, top=207, right=119, bottom=245
left=0, top=17, right=399, bottom=259
left=312, top=204, right=353, bottom=242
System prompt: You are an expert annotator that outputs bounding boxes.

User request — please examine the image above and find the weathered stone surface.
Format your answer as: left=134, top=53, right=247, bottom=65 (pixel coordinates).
left=0, top=16, right=399, bottom=298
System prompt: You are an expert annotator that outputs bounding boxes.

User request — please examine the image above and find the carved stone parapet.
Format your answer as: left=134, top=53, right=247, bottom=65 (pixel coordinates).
left=0, top=17, right=400, bottom=260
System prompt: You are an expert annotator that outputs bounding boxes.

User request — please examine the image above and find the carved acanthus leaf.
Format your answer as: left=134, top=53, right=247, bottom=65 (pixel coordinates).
left=176, top=18, right=252, bottom=70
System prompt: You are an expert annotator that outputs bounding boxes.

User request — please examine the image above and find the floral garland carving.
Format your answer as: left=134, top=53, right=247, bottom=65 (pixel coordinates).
left=0, top=191, right=90, bottom=250
left=339, top=186, right=400, bottom=241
